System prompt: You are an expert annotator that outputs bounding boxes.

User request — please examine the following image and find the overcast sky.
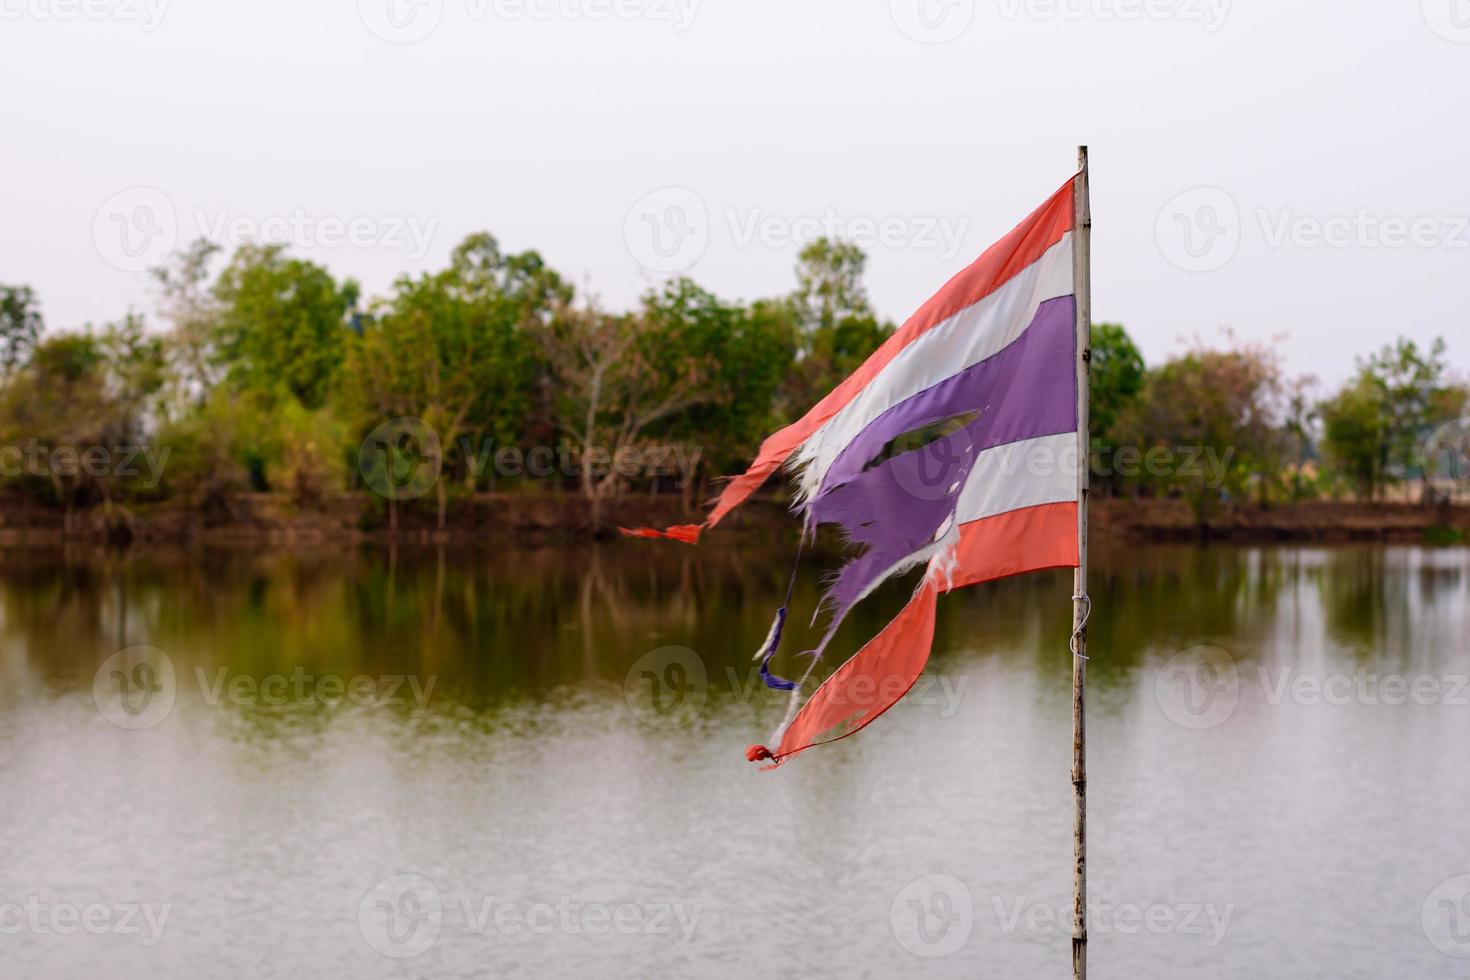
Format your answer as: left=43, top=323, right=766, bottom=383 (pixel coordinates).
left=2, top=0, right=1466, bottom=388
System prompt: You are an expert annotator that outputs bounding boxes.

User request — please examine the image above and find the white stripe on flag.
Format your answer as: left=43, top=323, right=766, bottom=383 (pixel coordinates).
left=953, top=431, right=1079, bottom=524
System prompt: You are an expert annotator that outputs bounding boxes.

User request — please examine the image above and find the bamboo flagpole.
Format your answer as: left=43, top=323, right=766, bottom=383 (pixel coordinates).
left=1070, top=145, right=1093, bottom=980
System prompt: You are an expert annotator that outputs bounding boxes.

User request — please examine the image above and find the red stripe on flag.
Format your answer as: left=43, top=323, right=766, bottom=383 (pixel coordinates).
left=753, top=579, right=940, bottom=768
left=945, top=500, right=1079, bottom=591
left=751, top=500, right=1079, bottom=768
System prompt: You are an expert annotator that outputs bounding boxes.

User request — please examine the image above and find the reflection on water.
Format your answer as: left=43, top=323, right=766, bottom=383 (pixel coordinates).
left=0, top=541, right=1467, bottom=978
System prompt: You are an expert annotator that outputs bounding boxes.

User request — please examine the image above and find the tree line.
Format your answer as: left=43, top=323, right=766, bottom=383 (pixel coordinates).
left=0, top=233, right=1464, bottom=531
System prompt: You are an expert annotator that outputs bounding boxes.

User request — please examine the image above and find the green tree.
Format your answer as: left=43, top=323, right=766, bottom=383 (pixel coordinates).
left=1319, top=336, right=1454, bottom=501
left=152, top=388, right=252, bottom=512
left=212, top=244, right=358, bottom=408
left=0, top=284, right=43, bottom=378
left=340, top=233, right=569, bottom=528
left=1123, top=339, right=1284, bottom=521
left=152, top=238, right=223, bottom=412
left=1320, top=377, right=1385, bottom=499
left=537, top=300, right=721, bottom=529
left=791, top=237, right=869, bottom=333
left=1088, top=322, right=1145, bottom=494
left=1361, top=337, right=1452, bottom=500
left=1281, top=375, right=1320, bottom=501
left=783, top=238, right=893, bottom=413
left=638, top=279, right=797, bottom=492
left=0, top=315, right=165, bottom=528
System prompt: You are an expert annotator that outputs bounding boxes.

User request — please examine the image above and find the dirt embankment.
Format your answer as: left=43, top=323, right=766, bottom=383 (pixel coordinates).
left=0, top=492, right=776, bottom=545
left=1090, top=497, right=1470, bottom=543
left=0, top=492, right=1465, bottom=546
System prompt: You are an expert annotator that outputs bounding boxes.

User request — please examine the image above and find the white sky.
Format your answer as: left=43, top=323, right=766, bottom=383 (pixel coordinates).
left=1, top=0, right=1467, bottom=388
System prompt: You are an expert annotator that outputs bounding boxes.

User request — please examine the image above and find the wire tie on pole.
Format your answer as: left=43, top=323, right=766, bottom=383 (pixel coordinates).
left=1070, top=592, right=1091, bottom=660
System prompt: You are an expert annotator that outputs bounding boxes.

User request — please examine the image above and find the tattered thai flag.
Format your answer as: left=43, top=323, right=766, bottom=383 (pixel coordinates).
left=625, top=174, right=1084, bottom=768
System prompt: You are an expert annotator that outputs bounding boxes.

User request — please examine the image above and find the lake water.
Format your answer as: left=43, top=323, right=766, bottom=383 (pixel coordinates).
left=0, top=540, right=1467, bottom=979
